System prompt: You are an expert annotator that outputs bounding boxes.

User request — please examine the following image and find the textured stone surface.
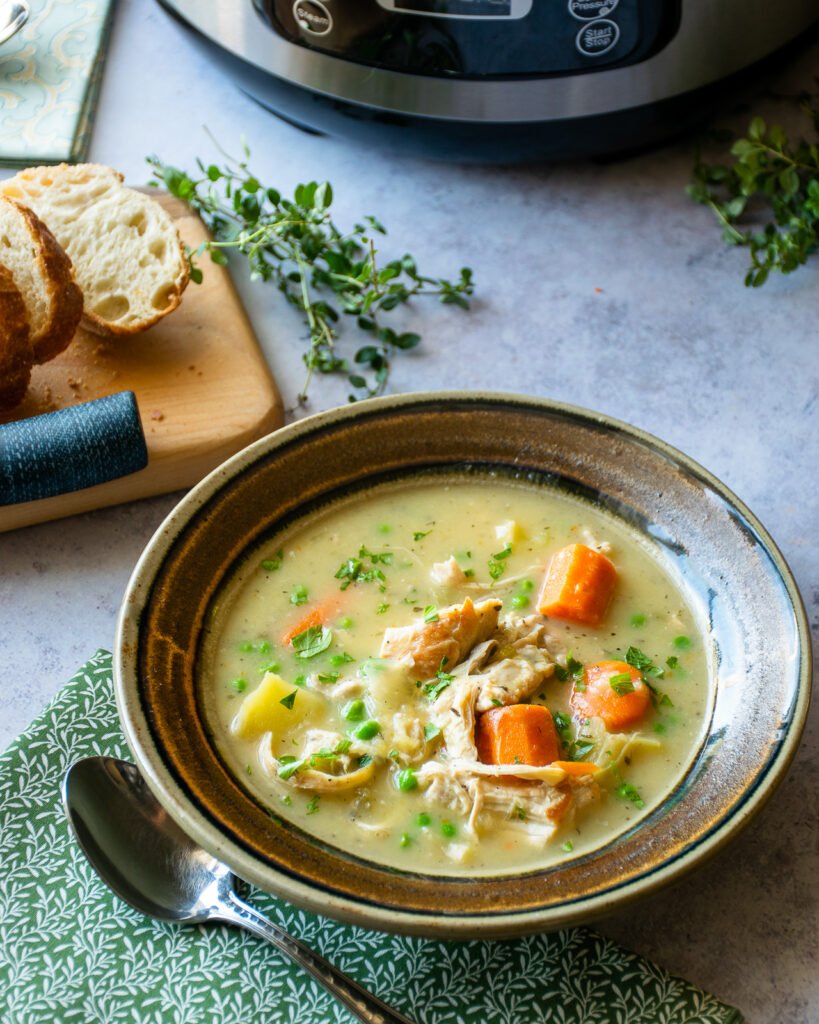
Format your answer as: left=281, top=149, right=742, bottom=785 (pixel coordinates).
left=0, top=2, right=816, bottom=1020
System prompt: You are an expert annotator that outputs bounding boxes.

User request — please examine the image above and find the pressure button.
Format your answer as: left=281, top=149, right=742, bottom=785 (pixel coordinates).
left=293, top=0, right=332, bottom=36
left=568, top=0, right=619, bottom=19
left=575, top=19, right=620, bottom=57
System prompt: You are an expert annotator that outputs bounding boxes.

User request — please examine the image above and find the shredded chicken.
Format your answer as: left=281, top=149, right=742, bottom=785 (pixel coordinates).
left=379, top=597, right=502, bottom=680
left=430, top=555, right=468, bottom=587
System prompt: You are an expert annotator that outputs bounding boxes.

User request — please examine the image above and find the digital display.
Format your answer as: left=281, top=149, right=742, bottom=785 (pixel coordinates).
left=395, top=0, right=512, bottom=15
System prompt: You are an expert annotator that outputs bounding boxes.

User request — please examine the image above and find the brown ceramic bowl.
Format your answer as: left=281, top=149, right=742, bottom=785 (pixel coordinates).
left=115, top=392, right=811, bottom=938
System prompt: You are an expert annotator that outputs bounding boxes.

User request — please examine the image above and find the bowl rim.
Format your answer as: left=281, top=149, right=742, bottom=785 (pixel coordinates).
left=115, top=390, right=812, bottom=937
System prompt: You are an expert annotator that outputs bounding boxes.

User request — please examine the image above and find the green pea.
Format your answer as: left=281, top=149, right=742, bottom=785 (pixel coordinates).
left=352, top=719, right=381, bottom=741
left=396, top=768, right=418, bottom=792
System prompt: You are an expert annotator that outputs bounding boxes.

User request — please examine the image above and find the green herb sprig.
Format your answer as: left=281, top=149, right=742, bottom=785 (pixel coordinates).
left=688, top=96, right=819, bottom=286
left=148, top=143, right=474, bottom=402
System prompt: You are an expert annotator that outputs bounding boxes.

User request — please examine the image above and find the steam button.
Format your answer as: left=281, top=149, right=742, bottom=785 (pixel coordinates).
left=293, top=0, right=332, bottom=36
left=568, top=0, right=619, bottom=20
left=576, top=19, right=620, bottom=57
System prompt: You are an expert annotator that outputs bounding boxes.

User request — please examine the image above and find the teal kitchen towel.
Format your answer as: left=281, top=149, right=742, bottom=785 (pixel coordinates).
left=0, top=0, right=115, bottom=166
left=0, top=651, right=744, bottom=1024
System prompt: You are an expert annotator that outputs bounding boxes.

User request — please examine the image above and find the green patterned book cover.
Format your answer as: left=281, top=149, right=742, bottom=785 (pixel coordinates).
left=0, top=651, right=743, bottom=1024
left=0, top=0, right=115, bottom=167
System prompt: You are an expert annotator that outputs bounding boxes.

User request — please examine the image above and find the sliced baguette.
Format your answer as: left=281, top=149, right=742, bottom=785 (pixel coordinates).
left=0, top=197, right=83, bottom=363
left=1, top=163, right=189, bottom=336
left=0, top=264, right=33, bottom=409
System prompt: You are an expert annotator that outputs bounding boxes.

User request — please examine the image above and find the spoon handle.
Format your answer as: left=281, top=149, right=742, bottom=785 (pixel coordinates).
left=221, top=891, right=417, bottom=1024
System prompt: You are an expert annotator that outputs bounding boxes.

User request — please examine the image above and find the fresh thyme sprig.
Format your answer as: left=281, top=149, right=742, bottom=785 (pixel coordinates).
left=688, top=93, right=819, bottom=287
left=147, top=143, right=473, bottom=402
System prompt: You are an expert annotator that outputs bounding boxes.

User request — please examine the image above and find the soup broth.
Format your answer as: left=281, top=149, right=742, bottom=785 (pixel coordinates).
left=202, top=474, right=709, bottom=875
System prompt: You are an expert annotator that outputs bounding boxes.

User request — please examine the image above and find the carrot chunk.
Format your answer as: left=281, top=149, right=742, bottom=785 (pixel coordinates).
left=570, top=659, right=651, bottom=731
left=550, top=760, right=600, bottom=776
left=280, top=597, right=343, bottom=646
left=537, top=543, right=617, bottom=626
left=475, top=704, right=560, bottom=767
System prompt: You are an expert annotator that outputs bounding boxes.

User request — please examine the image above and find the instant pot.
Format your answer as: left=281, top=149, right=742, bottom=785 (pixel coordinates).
left=159, top=0, right=818, bottom=160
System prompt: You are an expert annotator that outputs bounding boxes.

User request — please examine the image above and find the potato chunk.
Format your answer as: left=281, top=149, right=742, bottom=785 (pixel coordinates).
left=231, top=672, right=323, bottom=740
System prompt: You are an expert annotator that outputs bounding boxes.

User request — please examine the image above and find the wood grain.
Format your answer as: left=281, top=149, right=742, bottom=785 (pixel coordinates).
left=0, top=193, right=284, bottom=532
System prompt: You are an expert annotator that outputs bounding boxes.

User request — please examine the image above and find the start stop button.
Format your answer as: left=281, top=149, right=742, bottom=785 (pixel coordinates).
left=293, top=0, right=332, bottom=36
left=576, top=19, right=620, bottom=57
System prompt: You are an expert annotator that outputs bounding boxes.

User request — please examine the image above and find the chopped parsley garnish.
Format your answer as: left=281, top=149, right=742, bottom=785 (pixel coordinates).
left=609, top=672, right=635, bottom=695
left=396, top=768, right=418, bottom=792
left=673, top=635, right=692, bottom=649
left=293, top=674, right=306, bottom=687
left=423, top=722, right=441, bottom=743
left=281, top=794, right=292, bottom=806
left=259, top=661, right=281, bottom=674
left=359, top=545, right=393, bottom=566
left=376, top=601, right=390, bottom=614
left=630, top=612, right=646, bottom=627
left=514, top=804, right=527, bottom=821
left=571, top=739, right=595, bottom=761
left=260, top=550, right=283, bottom=572
left=305, top=795, right=320, bottom=815
left=317, top=672, right=340, bottom=684
left=554, top=652, right=584, bottom=683
left=654, top=722, right=668, bottom=734
left=423, top=605, right=439, bottom=623
left=277, top=756, right=305, bottom=780
left=290, top=585, right=309, bottom=606
left=424, top=667, right=453, bottom=701
left=666, top=655, right=680, bottom=669
left=491, top=698, right=503, bottom=707
left=553, top=710, right=595, bottom=761
left=291, top=624, right=333, bottom=659
left=615, top=780, right=645, bottom=808
left=335, top=557, right=385, bottom=590
left=413, top=530, right=430, bottom=541
left=488, top=545, right=512, bottom=580
left=561, top=840, right=574, bottom=852
left=358, top=754, right=373, bottom=768
left=230, top=677, right=247, bottom=693
left=279, top=690, right=298, bottom=710
left=624, top=646, right=655, bottom=672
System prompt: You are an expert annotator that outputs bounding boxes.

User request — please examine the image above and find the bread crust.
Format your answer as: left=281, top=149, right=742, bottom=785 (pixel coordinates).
left=0, top=197, right=83, bottom=364
left=0, top=265, right=33, bottom=410
left=2, top=165, right=187, bottom=337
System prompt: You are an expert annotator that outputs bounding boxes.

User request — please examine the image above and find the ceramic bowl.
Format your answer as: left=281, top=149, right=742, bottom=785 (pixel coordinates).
left=115, top=392, right=811, bottom=938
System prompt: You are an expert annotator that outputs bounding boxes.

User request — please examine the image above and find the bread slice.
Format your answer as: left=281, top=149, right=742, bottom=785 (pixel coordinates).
left=1, top=164, right=189, bottom=336
left=0, top=264, right=33, bottom=409
left=0, top=197, right=83, bottom=363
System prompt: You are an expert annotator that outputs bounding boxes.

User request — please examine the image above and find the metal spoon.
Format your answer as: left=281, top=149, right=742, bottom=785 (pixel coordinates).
left=0, top=0, right=28, bottom=46
left=62, top=756, right=416, bottom=1024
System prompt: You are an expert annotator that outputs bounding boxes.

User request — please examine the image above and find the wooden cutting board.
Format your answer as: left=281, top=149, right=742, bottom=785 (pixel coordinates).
left=0, top=193, right=284, bottom=533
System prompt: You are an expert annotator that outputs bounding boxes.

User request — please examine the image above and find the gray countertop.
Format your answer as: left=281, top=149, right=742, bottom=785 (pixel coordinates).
left=1, top=2, right=817, bottom=1020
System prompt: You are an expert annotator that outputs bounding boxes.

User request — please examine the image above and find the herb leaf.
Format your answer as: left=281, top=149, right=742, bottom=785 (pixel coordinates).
left=291, top=624, right=333, bottom=659
left=148, top=146, right=474, bottom=402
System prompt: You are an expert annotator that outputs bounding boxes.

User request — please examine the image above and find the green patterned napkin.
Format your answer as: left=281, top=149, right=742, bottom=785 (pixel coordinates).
left=0, top=0, right=115, bottom=167
left=0, top=651, right=743, bottom=1024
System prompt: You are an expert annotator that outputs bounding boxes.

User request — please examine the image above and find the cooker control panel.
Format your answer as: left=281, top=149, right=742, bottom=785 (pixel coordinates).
left=256, top=0, right=680, bottom=78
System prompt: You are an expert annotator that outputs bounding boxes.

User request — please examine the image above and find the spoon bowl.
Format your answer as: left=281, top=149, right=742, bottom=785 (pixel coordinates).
left=0, top=1, right=29, bottom=46
left=62, top=755, right=415, bottom=1024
